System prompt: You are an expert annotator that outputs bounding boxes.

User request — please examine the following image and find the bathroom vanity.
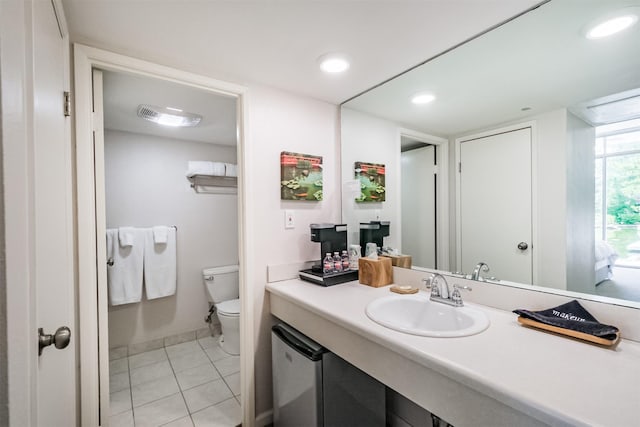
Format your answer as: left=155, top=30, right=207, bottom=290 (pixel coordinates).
left=266, top=278, right=640, bottom=427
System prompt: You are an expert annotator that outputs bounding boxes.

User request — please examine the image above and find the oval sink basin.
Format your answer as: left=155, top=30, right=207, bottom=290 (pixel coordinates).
left=365, top=293, right=490, bottom=337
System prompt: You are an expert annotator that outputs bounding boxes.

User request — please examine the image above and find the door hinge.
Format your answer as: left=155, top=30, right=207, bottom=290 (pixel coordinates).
left=64, top=91, right=71, bottom=117
left=458, top=162, right=462, bottom=173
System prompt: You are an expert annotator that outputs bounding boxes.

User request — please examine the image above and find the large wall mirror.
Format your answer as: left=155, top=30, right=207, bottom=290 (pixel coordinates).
left=341, top=0, right=640, bottom=305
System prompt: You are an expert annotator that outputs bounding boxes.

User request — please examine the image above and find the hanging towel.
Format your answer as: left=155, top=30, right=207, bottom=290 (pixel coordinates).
left=186, top=161, right=226, bottom=178
left=152, top=226, right=170, bottom=244
left=225, top=163, right=238, bottom=177
left=118, top=227, right=136, bottom=247
left=106, top=228, right=144, bottom=305
left=143, top=227, right=177, bottom=300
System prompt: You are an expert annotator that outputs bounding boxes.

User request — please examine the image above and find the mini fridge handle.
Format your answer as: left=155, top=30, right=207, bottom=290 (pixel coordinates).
left=272, top=324, right=326, bottom=361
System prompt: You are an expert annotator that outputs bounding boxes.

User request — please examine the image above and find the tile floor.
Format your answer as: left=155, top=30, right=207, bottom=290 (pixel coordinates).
left=109, top=337, right=241, bottom=427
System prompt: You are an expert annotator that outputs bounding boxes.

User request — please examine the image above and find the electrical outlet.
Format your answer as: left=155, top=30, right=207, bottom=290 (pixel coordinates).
left=285, top=210, right=295, bottom=229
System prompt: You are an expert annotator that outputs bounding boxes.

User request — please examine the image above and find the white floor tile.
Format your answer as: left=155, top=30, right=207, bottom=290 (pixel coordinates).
left=130, top=360, right=173, bottom=386
left=132, top=374, right=180, bottom=408
left=129, top=348, right=168, bottom=370
left=109, top=346, right=128, bottom=361
left=197, top=336, right=217, bottom=350
left=176, top=363, right=220, bottom=391
left=213, top=356, right=240, bottom=377
left=133, top=393, right=189, bottom=427
left=110, top=389, right=132, bottom=416
left=166, top=340, right=201, bottom=358
left=203, top=345, right=229, bottom=362
left=169, top=349, right=209, bottom=373
left=191, top=398, right=241, bottom=427
left=223, top=372, right=240, bottom=396
left=110, top=372, right=130, bottom=393
left=110, top=410, right=134, bottom=427
left=182, top=379, right=233, bottom=414
left=161, top=415, right=195, bottom=427
left=110, top=357, right=129, bottom=375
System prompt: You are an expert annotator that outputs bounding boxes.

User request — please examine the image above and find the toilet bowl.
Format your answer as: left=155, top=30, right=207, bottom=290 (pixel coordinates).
left=202, top=265, right=240, bottom=355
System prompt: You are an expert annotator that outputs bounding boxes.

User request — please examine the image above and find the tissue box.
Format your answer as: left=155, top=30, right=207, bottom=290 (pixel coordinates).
left=380, top=254, right=412, bottom=269
left=358, top=257, right=393, bottom=287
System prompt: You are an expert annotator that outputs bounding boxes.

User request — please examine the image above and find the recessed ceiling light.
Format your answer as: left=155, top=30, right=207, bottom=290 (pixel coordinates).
left=137, top=104, right=202, bottom=127
left=585, top=13, right=638, bottom=39
left=318, top=53, right=350, bottom=74
left=411, top=92, right=436, bottom=105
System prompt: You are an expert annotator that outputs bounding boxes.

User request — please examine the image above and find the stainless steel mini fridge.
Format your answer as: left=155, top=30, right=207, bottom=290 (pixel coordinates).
left=272, top=323, right=385, bottom=427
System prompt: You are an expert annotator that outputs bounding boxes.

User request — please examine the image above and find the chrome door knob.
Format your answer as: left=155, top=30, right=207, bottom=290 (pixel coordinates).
left=517, top=242, right=529, bottom=250
left=38, top=326, right=71, bottom=356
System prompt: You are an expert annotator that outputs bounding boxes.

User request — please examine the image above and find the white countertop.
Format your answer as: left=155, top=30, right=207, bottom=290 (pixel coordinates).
left=267, top=279, right=640, bottom=427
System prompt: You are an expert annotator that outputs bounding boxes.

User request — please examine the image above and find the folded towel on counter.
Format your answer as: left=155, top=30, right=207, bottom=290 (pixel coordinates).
left=106, top=228, right=144, bottom=305
left=186, top=161, right=226, bottom=178
left=118, top=226, right=136, bottom=247
left=143, top=227, right=177, bottom=300
left=152, top=225, right=170, bottom=244
left=513, top=300, right=619, bottom=340
left=225, top=163, right=238, bottom=177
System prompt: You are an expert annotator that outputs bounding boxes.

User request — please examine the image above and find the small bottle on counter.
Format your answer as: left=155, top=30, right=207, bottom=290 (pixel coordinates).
left=333, top=252, right=343, bottom=273
left=341, top=250, right=350, bottom=271
left=323, top=253, right=334, bottom=274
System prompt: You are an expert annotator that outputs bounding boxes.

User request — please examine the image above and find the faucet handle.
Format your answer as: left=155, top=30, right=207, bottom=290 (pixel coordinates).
left=451, top=284, right=471, bottom=306
left=422, top=276, right=441, bottom=297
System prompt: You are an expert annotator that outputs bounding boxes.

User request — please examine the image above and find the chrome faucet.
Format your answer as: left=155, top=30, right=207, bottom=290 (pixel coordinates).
left=470, top=262, right=489, bottom=281
left=422, top=273, right=471, bottom=307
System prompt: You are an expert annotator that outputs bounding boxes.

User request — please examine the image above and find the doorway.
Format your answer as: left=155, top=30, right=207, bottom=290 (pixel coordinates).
left=74, top=45, right=252, bottom=426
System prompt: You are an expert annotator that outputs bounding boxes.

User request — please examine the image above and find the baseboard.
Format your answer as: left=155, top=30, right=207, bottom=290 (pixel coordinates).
left=255, top=409, right=273, bottom=427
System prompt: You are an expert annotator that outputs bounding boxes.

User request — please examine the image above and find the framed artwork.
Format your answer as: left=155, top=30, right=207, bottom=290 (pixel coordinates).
left=355, top=161, right=386, bottom=202
left=280, top=151, right=323, bottom=201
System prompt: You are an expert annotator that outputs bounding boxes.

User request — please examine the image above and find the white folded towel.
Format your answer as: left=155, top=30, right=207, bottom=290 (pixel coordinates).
left=118, top=227, right=136, bottom=247
left=186, top=161, right=226, bottom=178
left=106, top=228, right=144, bottom=305
left=225, top=163, right=238, bottom=177
left=152, top=226, right=170, bottom=244
left=143, top=227, right=177, bottom=300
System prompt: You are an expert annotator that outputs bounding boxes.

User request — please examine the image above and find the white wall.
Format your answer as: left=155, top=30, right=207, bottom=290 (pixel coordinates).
left=104, top=130, right=238, bottom=347
left=565, top=112, right=595, bottom=293
left=247, top=85, right=340, bottom=417
left=341, top=108, right=400, bottom=249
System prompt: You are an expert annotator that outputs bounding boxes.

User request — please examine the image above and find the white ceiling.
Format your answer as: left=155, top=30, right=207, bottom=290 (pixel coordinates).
left=102, top=70, right=237, bottom=145
left=61, top=0, right=543, bottom=105
left=344, top=0, right=640, bottom=137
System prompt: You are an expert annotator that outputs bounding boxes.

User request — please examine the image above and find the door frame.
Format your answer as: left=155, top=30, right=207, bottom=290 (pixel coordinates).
left=73, top=44, right=255, bottom=426
left=454, top=121, right=538, bottom=284
left=397, top=128, right=450, bottom=271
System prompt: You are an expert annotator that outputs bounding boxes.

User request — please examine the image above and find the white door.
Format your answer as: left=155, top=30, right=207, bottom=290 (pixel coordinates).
left=33, top=0, right=76, bottom=425
left=401, top=146, right=437, bottom=268
left=459, top=127, right=532, bottom=284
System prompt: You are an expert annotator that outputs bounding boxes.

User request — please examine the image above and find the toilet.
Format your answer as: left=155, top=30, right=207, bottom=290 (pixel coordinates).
left=202, top=265, right=240, bottom=355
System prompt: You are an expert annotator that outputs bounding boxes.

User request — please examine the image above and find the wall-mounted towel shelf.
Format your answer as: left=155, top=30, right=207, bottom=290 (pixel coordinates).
left=188, top=175, right=237, bottom=194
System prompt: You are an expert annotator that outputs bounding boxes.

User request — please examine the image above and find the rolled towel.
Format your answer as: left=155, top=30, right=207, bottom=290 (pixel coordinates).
left=186, top=161, right=225, bottom=178
left=152, top=226, right=169, bottom=244
left=225, top=163, right=238, bottom=177
left=118, top=227, right=136, bottom=248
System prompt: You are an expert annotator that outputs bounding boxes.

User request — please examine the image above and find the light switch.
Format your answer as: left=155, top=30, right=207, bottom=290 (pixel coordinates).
left=285, top=210, right=295, bottom=229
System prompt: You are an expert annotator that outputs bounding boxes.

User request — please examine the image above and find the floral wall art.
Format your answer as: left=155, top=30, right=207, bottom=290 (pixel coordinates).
left=280, top=151, right=323, bottom=201
left=355, top=161, right=386, bottom=202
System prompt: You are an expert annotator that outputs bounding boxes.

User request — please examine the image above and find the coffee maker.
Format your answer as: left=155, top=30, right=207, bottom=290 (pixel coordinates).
left=359, top=221, right=390, bottom=253
left=299, top=223, right=359, bottom=286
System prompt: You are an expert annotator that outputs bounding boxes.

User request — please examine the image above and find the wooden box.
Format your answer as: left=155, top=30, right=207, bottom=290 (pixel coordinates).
left=358, top=257, right=393, bottom=287
left=381, top=254, right=412, bottom=269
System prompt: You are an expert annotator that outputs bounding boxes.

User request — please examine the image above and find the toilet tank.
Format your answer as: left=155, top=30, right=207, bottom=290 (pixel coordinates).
left=202, top=265, right=239, bottom=304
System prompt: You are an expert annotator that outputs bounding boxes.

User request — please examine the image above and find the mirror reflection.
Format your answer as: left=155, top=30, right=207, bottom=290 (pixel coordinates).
left=341, top=0, right=640, bottom=303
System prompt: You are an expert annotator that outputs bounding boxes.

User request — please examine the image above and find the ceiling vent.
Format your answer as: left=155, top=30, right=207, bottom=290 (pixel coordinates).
left=570, top=88, right=640, bottom=126
left=137, top=104, right=202, bottom=127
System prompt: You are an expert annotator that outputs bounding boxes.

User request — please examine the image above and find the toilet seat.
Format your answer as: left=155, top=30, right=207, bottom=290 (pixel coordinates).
left=217, top=298, right=240, bottom=317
